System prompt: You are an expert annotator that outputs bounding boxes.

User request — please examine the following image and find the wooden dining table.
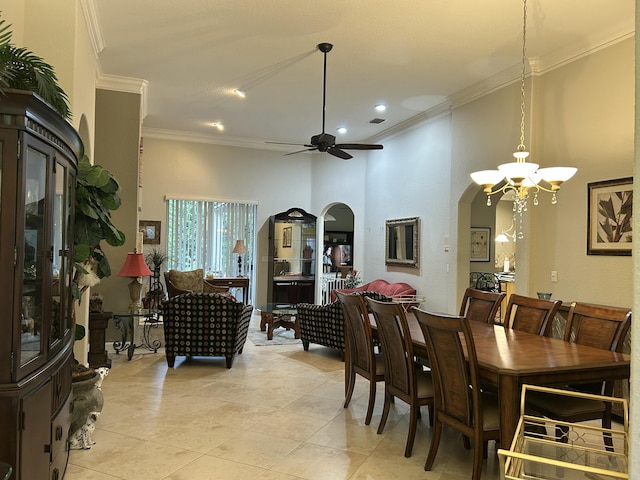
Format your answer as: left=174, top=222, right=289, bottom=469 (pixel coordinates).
left=373, top=316, right=631, bottom=447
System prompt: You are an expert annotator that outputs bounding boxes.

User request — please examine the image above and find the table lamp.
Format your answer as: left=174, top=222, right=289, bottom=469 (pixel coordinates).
left=232, top=239, right=248, bottom=277
left=117, top=252, right=153, bottom=311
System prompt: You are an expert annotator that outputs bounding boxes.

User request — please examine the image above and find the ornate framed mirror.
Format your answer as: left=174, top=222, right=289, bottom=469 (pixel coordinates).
left=385, top=217, right=419, bottom=268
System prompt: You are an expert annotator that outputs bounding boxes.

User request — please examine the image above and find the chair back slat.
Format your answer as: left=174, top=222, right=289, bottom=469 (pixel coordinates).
left=459, top=288, right=506, bottom=324
left=336, top=292, right=376, bottom=373
left=504, top=294, right=561, bottom=336
left=414, top=310, right=478, bottom=426
left=564, top=302, right=631, bottom=352
left=365, top=299, right=415, bottom=397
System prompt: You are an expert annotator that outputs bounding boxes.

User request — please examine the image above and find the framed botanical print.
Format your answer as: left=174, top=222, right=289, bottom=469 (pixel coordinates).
left=470, top=227, right=490, bottom=262
left=587, top=177, right=632, bottom=256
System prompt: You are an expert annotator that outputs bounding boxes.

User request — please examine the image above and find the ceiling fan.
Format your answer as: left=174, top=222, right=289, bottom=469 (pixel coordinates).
left=269, top=42, right=383, bottom=160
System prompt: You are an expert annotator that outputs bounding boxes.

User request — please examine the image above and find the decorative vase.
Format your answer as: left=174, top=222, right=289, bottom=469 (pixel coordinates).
left=70, top=370, right=105, bottom=449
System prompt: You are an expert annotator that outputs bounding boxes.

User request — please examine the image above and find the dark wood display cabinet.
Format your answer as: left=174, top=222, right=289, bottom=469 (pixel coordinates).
left=0, top=91, right=82, bottom=480
left=268, top=208, right=317, bottom=304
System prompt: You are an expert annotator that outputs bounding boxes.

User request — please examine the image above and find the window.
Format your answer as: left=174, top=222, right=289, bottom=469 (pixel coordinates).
left=166, top=198, right=256, bottom=281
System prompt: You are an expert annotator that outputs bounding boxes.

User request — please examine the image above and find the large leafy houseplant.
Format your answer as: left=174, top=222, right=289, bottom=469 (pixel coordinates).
left=73, top=154, right=126, bottom=302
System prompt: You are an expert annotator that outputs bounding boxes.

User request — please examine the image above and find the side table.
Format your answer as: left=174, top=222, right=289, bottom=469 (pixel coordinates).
left=88, top=311, right=113, bottom=368
left=113, top=310, right=162, bottom=360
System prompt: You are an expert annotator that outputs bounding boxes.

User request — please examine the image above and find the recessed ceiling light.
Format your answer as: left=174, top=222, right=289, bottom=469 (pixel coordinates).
left=375, top=104, right=387, bottom=112
left=211, top=122, right=224, bottom=131
left=337, top=127, right=347, bottom=134
left=233, top=89, right=246, bottom=98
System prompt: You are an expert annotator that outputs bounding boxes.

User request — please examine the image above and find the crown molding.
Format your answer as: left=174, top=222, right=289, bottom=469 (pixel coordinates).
left=97, top=74, right=149, bottom=119
left=367, top=101, right=452, bottom=143
left=141, top=127, right=299, bottom=152
left=448, top=30, right=633, bottom=109
left=80, top=0, right=104, bottom=59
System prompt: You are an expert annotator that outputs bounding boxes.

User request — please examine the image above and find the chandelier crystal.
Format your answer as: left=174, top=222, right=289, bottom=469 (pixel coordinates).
left=470, top=0, right=577, bottom=236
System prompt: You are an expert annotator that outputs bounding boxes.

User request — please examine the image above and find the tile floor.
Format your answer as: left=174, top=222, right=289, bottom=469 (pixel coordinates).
left=66, top=314, right=502, bottom=480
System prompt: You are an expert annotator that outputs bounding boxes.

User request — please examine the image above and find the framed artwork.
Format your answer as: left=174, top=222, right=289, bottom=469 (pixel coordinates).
left=282, top=226, right=292, bottom=248
left=385, top=217, right=420, bottom=268
left=587, top=177, right=633, bottom=256
left=470, top=227, right=490, bottom=262
left=139, top=220, right=161, bottom=245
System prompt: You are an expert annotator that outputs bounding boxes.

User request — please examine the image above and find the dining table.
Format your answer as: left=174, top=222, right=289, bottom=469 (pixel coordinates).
left=372, top=315, right=631, bottom=447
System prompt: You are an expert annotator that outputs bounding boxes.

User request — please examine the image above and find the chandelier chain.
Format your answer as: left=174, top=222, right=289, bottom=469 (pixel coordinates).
left=518, top=0, right=527, bottom=153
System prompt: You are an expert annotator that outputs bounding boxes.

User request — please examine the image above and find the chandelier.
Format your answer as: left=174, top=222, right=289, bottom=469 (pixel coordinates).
left=470, top=0, right=577, bottom=233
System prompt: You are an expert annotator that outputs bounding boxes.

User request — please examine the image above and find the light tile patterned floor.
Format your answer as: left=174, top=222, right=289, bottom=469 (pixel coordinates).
left=66, top=315, right=501, bottom=480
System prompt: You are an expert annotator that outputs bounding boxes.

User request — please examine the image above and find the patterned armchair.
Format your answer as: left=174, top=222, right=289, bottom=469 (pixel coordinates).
left=297, top=291, right=391, bottom=358
left=161, top=292, right=253, bottom=368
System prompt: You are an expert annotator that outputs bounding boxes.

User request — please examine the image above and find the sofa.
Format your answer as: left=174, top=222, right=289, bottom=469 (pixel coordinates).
left=297, top=291, right=393, bottom=358
left=330, top=278, right=416, bottom=302
left=161, top=292, right=252, bottom=368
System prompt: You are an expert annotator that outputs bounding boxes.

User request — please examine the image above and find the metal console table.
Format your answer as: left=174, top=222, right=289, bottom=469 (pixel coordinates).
left=113, top=310, right=162, bottom=360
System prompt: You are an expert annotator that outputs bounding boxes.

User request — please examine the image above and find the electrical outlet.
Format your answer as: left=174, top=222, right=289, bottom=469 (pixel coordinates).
left=551, top=270, right=558, bottom=283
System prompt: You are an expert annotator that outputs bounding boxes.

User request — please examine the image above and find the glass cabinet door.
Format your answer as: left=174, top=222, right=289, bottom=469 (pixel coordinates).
left=20, top=145, right=48, bottom=367
left=51, top=160, right=71, bottom=348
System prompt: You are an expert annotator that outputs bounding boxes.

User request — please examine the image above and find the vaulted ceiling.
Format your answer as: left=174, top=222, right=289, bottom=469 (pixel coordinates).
left=93, top=1, right=634, bottom=151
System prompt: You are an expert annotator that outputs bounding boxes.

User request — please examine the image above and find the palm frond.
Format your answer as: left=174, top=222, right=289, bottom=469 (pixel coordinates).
left=0, top=44, right=70, bottom=118
left=0, top=16, right=12, bottom=48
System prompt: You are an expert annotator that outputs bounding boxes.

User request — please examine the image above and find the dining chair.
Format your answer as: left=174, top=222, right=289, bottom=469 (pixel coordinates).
left=413, top=308, right=500, bottom=480
left=503, top=293, right=562, bottom=336
left=526, top=301, right=632, bottom=448
left=459, top=287, right=506, bottom=325
left=335, top=291, right=385, bottom=425
left=365, top=297, right=434, bottom=458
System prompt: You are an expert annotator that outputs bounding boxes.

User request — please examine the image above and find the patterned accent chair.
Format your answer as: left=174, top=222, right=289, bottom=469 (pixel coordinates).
left=297, top=291, right=391, bottom=358
left=161, top=292, right=253, bottom=368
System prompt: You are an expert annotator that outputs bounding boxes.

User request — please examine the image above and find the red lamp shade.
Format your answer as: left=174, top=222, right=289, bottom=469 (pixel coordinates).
left=117, top=253, right=153, bottom=277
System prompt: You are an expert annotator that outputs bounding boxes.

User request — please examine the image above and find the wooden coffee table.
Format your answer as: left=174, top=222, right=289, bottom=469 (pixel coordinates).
left=259, top=304, right=299, bottom=340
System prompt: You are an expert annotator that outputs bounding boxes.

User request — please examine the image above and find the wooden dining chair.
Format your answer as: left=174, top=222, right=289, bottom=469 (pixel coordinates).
left=503, top=293, right=562, bottom=336
left=365, top=297, right=434, bottom=458
left=335, top=291, right=385, bottom=425
left=526, top=302, right=631, bottom=448
left=459, top=287, right=506, bottom=325
left=413, top=308, right=500, bottom=480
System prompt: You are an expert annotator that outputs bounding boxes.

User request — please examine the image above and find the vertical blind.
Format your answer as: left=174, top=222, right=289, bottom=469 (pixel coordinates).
left=166, top=199, right=256, bottom=277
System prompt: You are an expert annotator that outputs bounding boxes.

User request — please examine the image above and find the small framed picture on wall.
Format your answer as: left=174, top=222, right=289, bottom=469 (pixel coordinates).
left=139, top=220, right=161, bottom=245
left=470, top=227, right=490, bottom=262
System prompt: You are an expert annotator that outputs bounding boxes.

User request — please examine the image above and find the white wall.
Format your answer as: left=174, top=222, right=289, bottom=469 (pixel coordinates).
left=363, top=112, right=453, bottom=313
left=140, top=137, right=314, bottom=304
left=529, top=39, right=634, bottom=306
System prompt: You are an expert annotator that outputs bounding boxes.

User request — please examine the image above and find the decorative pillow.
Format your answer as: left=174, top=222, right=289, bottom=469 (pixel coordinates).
left=167, top=269, right=204, bottom=292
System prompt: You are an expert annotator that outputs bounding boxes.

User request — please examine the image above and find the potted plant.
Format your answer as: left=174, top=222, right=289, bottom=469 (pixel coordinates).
left=144, top=248, right=167, bottom=309
left=0, top=15, right=71, bottom=119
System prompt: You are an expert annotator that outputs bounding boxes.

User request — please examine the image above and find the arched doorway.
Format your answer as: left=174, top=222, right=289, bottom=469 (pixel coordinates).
left=318, top=203, right=354, bottom=303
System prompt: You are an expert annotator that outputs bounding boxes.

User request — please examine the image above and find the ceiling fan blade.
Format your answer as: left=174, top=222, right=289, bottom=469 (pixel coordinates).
left=327, top=147, right=352, bottom=160
left=335, top=143, right=384, bottom=150
left=265, top=141, right=311, bottom=147
left=285, top=146, right=318, bottom=156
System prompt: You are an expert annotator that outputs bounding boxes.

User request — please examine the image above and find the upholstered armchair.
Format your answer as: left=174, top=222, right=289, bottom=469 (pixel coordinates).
left=164, top=269, right=229, bottom=298
left=297, top=291, right=391, bottom=359
left=161, top=292, right=252, bottom=368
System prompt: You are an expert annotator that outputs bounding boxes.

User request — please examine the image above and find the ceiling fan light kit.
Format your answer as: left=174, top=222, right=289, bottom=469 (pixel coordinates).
left=267, top=42, right=384, bottom=160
